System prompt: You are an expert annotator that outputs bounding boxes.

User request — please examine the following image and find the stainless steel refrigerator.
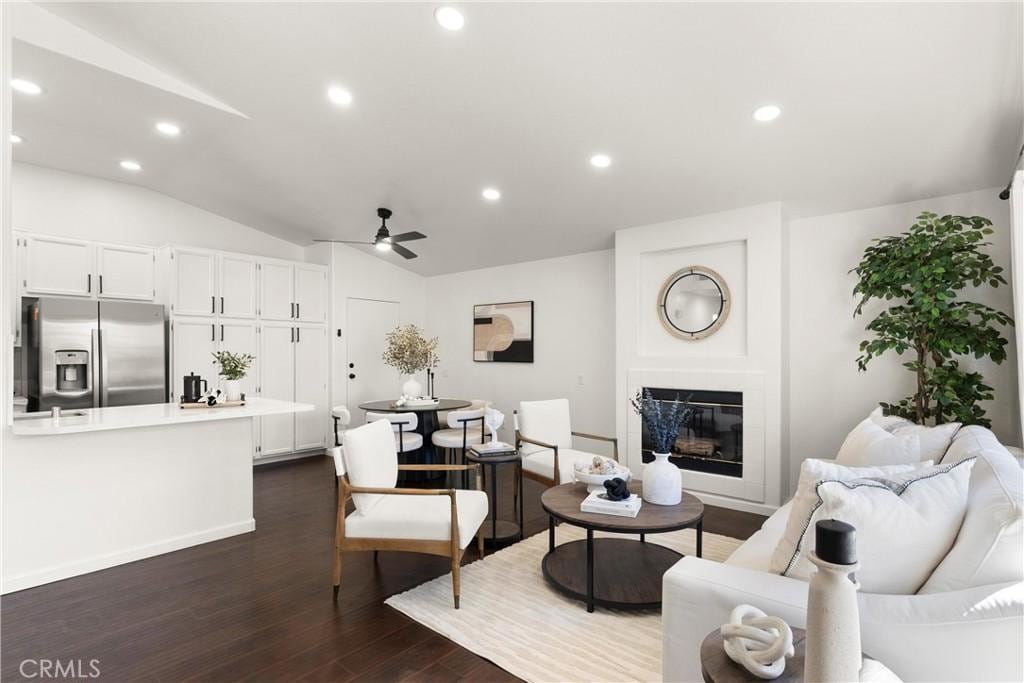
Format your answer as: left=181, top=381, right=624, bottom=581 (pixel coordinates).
left=23, top=297, right=168, bottom=412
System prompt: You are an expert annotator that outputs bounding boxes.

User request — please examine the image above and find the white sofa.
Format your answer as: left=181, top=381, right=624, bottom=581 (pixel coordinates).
left=663, top=426, right=1024, bottom=682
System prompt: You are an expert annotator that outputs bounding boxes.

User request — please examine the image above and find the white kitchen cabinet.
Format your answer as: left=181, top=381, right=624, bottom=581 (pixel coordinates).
left=172, top=248, right=217, bottom=316
left=218, top=320, right=258, bottom=398
left=259, top=262, right=295, bottom=321
left=24, top=235, right=94, bottom=297
left=171, top=317, right=219, bottom=401
left=294, top=265, right=328, bottom=323
left=219, top=255, right=257, bottom=319
left=97, top=244, right=155, bottom=301
left=294, top=324, right=328, bottom=450
left=259, top=323, right=296, bottom=456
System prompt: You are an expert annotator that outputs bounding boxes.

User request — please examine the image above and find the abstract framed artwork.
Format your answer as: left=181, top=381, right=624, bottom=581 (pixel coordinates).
left=473, top=301, right=534, bottom=362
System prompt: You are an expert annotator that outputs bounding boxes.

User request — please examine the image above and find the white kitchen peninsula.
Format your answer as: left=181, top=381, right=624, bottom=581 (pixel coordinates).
left=2, top=398, right=313, bottom=593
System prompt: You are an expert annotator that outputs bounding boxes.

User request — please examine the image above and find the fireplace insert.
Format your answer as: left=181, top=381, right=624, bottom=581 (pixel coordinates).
left=640, top=387, right=743, bottom=478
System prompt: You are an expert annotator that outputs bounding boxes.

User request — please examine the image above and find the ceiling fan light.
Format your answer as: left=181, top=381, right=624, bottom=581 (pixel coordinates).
left=375, top=240, right=392, bottom=252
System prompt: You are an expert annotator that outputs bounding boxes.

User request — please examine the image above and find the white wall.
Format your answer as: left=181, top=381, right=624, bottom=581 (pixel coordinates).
left=788, top=187, right=1021, bottom=492
left=13, top=163, right=304, bottom=259
left=425, top=250, right=616, bottom=446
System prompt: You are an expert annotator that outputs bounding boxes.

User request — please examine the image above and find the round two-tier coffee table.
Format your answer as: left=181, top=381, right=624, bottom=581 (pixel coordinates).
left=540, top=481, right=704, bottom=612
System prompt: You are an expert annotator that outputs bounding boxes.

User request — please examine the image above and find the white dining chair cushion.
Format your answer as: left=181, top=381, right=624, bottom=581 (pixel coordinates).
left=518, top=399, right=573, bottom=456
left=345, top=490, right=489, bottom=549
left=395, top=431, right=424, bottom=452
left=342, top=419, right=399, bottom=515
left=331, top=405, right=352, bottom=424
left=522, top=448, right=598, bottom=484
left=366, top=411, right=418, bottom=431
left=432, top=428, right=484, bottom=449
left=447, top=408, right=486, bottom=429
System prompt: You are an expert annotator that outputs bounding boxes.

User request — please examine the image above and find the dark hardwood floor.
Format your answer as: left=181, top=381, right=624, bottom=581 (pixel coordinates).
left=1, top=455, right=766, bottom=682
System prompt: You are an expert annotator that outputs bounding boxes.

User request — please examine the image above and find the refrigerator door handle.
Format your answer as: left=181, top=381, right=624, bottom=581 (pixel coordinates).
left=99, top=329, right=110, bottom=407
left=91, top=328, right=100, bottom=408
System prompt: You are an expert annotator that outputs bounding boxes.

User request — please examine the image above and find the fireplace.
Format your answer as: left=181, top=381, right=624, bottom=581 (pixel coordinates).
left=640, top=388, right=743, bottom=478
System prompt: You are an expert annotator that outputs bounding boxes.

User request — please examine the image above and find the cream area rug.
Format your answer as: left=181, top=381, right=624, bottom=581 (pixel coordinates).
left=385, top=525, right=743, bottom=683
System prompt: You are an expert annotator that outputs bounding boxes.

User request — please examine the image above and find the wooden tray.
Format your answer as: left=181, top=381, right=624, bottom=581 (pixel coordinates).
left=179, top=400, right=246, bottom=409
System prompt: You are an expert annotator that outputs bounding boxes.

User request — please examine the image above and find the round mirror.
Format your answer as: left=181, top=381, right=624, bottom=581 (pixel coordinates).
left=657, top=266, right=731, bottom=340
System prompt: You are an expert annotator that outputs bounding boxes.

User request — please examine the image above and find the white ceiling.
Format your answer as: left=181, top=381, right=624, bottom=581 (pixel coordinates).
left=12, top=2, right=1023, bottom=276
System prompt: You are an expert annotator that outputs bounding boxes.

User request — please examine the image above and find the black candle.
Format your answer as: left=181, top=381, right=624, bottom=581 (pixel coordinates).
left=815, top=519, right=857, bottom=565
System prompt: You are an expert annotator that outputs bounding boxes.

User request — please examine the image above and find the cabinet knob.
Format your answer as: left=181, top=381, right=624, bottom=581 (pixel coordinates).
left=348, top=373, right=356, bottom=380
left=348, top=363, right=355, bottom=369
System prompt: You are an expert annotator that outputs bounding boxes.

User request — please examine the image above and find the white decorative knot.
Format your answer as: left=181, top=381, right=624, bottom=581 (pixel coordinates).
left=484, top=407, right=504, bottom=442
left=720, top=604, right=795, bottom=680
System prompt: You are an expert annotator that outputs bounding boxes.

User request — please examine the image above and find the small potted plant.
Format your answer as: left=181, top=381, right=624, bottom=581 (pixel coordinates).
left=630, top=389, right=694, bottom=505
left=212, top=350, right=254, bottom=402
left=382, top=324, right=439, bottom=398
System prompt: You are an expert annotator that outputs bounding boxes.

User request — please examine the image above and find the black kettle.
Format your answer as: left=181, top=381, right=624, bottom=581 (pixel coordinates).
left=182, top=373, right=208, bottom=403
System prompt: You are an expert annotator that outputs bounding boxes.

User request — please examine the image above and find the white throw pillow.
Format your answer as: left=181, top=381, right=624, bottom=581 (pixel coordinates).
left=784, top=459, right=976, bottom=594
left=770, top=458, right=933, bottom=576
left=890, top=421, right=961, bottom=463
left=941, top=425, right=1006, bottom=465
left=920, top=449, right=1023, bottom=593
left=835, top=418, right=922, bottom=467
left=868, top=406, right=912, bottom=432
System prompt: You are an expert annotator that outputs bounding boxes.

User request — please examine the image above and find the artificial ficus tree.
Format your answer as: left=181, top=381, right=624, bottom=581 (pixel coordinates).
left=852, top=211, right=1014, bottom=427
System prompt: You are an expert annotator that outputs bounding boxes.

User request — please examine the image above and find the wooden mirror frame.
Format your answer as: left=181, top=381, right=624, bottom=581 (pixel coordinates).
left=657, top=265, right=731, bottom=341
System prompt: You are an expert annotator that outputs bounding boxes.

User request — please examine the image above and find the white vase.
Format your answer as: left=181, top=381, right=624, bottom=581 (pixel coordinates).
left=805, top=551, right=863, bottom=682
left=642, top=452, right=682, bottom=505
left=402, top=375, right=422, bottom=398
left=224, top=379, right=242, bottom=402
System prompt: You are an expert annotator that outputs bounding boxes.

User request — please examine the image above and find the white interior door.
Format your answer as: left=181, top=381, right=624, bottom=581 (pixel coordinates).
left=171, top=317, right=219, bottom=401
left=173, top=249, right=217, bottom=316
left=294, top=325, right=328, bottom=450
left=219, top=320, right=258, bottom=398
left=294, top=266, right=327, bottom=323
left=346, top=298, right=400, bottom=420
left=259, top=262, right=294, bottom=321
left=219, top=255, right=257, bottom=318
left=259, top=323, right=296, bottom=456
left=96, top=244, right=155, bottom=301
left=24, top=235, right=94, bottom=297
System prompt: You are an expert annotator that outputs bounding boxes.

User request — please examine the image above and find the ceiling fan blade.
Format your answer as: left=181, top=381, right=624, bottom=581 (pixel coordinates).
left=390, top=243, right=418, bottom=260
left=389, top=231, right=426, bottom=243
left=312, top=239, right=374, bottom=245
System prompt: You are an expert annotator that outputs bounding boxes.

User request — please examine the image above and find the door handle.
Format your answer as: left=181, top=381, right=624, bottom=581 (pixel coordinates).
left=87, top=273, right=92, bottom=293
left=211, top=324, right=216, bottom=342
left=211, top=296, right=216, bottom=314
left=99, top=274, right=103, bottom=294
left=99, top=329, right=109, bottom=407
left=290, top=327, right=294, bottom=343
left=220, top=297, right=224, bottom=314
left=349, top=373, right=356, bottom=379
left=296, top=302, right=300, bottom=319
left=296, top=327, right=301, bottom=343
left=220, top=324, right=224, bottom=341
left=90, top=329, right=99, bottom=408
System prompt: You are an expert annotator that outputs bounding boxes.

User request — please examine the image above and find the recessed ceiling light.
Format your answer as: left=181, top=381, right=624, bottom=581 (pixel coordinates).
left=590, top=154, right=612, bottom=168
left=327, top=85, right=353, bottom=108
left=10, top=133, right=22, bottom=144
left=119, top=160, right=142, bottom=172
left=434, top=6, right=465, bottom=31
left=482, top=187, right=501, bottom=201
left=11, top=78, right=43, bottom=95
left=155, top=121, right=181, bottom=136
left=753, top=104, right=781, bottom=122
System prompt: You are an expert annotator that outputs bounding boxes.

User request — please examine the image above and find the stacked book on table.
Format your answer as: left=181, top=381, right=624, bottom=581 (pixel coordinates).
left=581, top=491, right=642, bottom=518
left=469, top=441, right=516, bottom=456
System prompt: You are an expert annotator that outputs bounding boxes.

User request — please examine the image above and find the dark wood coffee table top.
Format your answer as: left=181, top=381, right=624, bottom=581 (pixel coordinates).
left=541, top=481, right=704, bottom=533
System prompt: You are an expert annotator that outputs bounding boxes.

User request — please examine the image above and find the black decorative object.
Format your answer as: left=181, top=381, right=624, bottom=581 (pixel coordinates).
left=815, top=519, right=857, bottom=565
left=602, top=477, right=631, bottom=501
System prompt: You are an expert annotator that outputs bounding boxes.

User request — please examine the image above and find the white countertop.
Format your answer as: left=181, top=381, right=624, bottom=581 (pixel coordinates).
left=11, top=398, right=314, bottom=436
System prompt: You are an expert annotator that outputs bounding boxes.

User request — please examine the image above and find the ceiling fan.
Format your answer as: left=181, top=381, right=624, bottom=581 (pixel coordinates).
left=314, top=208, right=426, bottom=260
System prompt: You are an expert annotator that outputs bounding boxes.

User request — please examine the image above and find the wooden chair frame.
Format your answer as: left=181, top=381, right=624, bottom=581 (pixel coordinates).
left=514, top=411, right=619, bottom=487
left=333, top=463, right=484, bottom=609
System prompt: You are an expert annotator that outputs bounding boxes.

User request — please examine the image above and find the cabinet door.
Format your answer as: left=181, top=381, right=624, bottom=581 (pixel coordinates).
left=259, top=262, right=294, bottom=321
left=171, top=317, right=219, bottom=401
left=259, top=323, right=296, bottom=456
left=96, top=244, right=155, bottom=301
left=24, top=235, right=94, bottom=297
left=294, top=325, right=328, bottom=450
left=218, top=320, right=258, bottom=398
left=294, top=266, right=327, bottom=323
left=173, top=249, right=217, bottom=316
left=219, top=255, right=257, bottom=319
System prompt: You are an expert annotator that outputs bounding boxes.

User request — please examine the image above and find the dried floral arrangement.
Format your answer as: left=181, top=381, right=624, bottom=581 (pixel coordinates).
left=382, top=324, right=440, bottom=375
left=630, top=388, right=694, bottom=454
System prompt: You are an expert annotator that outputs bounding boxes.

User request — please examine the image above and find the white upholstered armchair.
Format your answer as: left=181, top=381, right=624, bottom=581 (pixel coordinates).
left=330, top=419, right=488, bottom=608
left=514, top=398, right=619, bottom=487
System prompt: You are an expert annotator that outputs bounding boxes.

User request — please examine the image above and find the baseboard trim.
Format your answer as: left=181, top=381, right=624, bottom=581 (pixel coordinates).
left=1, top=518, right=256, bottom=594
left=254, top=448, right=325, bottom=466
left=690, top=491, right=779, bottom=517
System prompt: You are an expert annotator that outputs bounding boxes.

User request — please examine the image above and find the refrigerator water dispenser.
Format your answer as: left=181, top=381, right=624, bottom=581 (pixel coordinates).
left=55, top=350, right=89, bottom=392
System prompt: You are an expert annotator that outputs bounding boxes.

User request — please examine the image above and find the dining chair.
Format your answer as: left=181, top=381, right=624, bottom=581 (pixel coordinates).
left=431, top=408, right=486, bottom=464
left=514, top=398, right=619, bottom=487
left=332, top=405, right=351, bottom=447
left=365, top=411, right=423, bottom=454
left=330, top=419, right=487, bottom=608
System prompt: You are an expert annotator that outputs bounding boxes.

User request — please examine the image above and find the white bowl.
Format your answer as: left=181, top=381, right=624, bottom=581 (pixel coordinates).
left=573, top=466, right=631, bottom=493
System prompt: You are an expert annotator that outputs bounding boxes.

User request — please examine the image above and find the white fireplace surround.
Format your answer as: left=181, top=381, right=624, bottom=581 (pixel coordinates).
left=627, top=368, right=766, bottom=505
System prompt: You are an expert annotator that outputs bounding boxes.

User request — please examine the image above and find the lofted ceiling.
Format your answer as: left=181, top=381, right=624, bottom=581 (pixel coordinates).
left=12, top=2, right=1023, bottom=276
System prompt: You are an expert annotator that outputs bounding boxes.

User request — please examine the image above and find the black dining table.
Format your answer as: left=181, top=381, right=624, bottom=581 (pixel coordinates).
left=358, top=399, right=472, bottom=476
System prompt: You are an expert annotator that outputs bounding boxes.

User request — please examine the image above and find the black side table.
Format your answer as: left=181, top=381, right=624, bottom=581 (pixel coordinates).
left=465, top=446, right=523, bottom=546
